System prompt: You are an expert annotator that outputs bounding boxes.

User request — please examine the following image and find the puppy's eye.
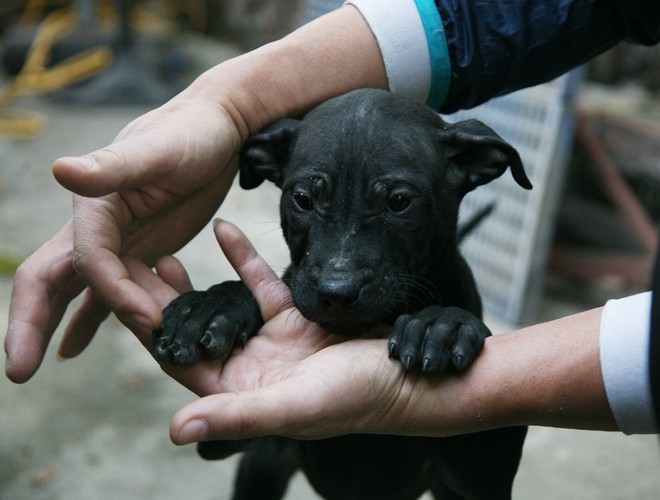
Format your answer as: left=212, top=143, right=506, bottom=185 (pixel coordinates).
left=388, top=194, right=411, bottom=212
left=293, top=192, right=313, bottom=211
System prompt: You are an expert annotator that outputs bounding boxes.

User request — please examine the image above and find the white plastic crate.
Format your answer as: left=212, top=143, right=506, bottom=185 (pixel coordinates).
left=299, top=0, right=343, bottom=22
left=449, top=71, right=582, bottom=325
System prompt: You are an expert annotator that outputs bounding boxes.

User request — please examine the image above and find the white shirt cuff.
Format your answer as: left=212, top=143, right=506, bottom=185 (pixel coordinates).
left=345, top=0, right=433, bottom=105
left=600, top=291, right=657, bottom=434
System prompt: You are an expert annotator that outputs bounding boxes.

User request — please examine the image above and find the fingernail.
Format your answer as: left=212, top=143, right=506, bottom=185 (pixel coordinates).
left=58, top=155, right=94, bottom=171
left=56, top=352, right=69, bottom=363
left=212, top=218, right=225, bottom=228
left=76, top=156, right=95, bottom=170
left=177, top=419, right=208, bottom=445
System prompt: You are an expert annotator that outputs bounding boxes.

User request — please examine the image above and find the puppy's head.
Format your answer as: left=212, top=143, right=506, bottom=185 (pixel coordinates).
left=240, top=89, right=531, bottom=334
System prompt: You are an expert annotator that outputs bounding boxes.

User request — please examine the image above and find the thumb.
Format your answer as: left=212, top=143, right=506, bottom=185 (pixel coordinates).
left=170, top=384, right=319, bottom=444
left=52, top=141, right=167, bottom=197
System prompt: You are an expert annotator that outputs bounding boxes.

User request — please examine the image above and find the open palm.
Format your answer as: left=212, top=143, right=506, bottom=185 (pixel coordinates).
left=126, top=220, right=411, bottom=442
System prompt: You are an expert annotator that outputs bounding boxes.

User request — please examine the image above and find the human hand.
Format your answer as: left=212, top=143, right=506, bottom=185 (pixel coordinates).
left=125, top=219, right=417, bottom=444
left=5, top=3, right=387, bottom=384
left=5, top=90, right=242, bottom=383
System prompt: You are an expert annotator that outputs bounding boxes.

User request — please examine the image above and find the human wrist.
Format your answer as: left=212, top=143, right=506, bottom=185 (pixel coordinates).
left=390, top=308, right=616, bottom=436
left=392, top=357, right=506, bottom=437
left=186, top=6, right=387, bottom=142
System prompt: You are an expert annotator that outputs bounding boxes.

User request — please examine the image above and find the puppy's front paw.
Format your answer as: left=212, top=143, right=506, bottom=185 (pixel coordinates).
left=153, top=281, right=262, bottom=366
left=388, top=306, right=490, bottom=372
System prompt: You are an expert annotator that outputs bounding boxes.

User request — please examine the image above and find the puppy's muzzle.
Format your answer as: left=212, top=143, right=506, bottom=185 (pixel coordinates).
left=316, top=273, right=363, bottom=310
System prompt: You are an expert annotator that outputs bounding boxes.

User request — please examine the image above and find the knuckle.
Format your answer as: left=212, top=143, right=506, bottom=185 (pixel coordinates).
left=70, top=246, right=89, bottom=273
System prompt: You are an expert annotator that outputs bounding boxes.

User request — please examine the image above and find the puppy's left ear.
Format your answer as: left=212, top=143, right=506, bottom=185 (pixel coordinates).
left=440, top=119, right=532, bottom=195
left=239, top=119, right=300, bottom=190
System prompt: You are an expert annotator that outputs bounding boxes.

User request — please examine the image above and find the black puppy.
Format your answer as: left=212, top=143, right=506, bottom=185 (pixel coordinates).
left=154, top=89, right=531, bottom=499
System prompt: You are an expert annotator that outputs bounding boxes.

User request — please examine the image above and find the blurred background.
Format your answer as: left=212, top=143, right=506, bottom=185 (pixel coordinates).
left=1, top=1, right=659, bottom=498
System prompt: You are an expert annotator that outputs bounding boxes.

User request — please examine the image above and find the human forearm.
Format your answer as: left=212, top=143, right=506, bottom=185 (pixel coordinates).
left=186, top=5, right=387, bottom=142
left=396, top=307, right=618, bottom=436
left=169, top=307, right=619, bottom=445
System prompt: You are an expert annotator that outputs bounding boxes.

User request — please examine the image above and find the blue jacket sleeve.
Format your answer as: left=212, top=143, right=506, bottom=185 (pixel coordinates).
left=437, top=0, right=660, bottom=113
left=651, top=241, right=660, bottom=432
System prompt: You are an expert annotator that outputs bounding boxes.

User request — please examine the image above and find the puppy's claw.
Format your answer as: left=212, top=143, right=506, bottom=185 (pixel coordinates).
left=404, top=355, right=414, bottom=370
left=154, top=339, right=172, bottom=363
left=200, top=331, right=214, bottom=348
left=170, top=341, right=183, bottom=357
left=422, top=357, right=431, bottom=372
left=239, top=332, right=248, bottom=348
left=388, top=341, right=398, bottom=358
left=453, top=353, right=466, bottom=371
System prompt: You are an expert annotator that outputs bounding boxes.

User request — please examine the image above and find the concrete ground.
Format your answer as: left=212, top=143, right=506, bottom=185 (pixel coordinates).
left=1, top=37, right=659, bottom=500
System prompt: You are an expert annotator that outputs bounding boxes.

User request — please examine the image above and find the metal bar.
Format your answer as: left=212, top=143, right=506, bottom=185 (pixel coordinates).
left=576, top=111, right=658, bottom=254
left=550, top=246, right=654, bottom=288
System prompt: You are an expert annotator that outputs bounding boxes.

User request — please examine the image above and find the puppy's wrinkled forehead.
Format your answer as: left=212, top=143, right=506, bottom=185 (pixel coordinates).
left=289, top=89, right=443, bottom=178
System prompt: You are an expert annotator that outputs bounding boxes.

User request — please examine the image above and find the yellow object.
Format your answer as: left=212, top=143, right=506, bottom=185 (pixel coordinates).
left=0, top=253, right=22, bottom=275
left=0, top=2, right=183, bottom=139
left=0, top=8, right=113, bottom=139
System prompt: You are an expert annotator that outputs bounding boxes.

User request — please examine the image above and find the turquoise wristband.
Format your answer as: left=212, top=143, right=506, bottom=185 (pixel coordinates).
left=413, top=0, right=451, bottom=109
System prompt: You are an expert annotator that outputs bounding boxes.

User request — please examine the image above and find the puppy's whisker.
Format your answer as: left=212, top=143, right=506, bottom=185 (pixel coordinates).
left=397, top=273, right=439, bottom=292
left=395, top=274, right=439, bottom=303
left=249, top=220, right=285, bottom=238
left=253, top=220, right=281, bottom=225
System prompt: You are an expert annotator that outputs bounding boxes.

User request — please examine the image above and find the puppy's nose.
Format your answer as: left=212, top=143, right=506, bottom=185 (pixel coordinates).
left=317, top=279, right=361, bottom=309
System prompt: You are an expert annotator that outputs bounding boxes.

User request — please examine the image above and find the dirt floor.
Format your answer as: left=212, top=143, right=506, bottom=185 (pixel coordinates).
left=1, top=37, right=659, bottom=500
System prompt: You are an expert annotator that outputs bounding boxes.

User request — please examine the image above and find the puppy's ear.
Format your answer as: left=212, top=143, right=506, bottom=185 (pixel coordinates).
left=239, top=119, right=300, bottom=189
left=440, top=119, right=532, bottom=195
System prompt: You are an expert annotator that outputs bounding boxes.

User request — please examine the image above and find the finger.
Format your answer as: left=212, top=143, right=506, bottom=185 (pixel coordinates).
left=57, top=289, right=110, bottom=360
left=74, top=249, right=163, bottom=333
left=213, top=219, right=292, bottom=322
left=71, top=195, right=162, bottom=333
left=5, top=222, right=84, bottom=383
left=123, top=257, right=220, bottom=395
left=125, top=257, right=180, bottom=311
left=52, top=138, right=171, bottom=198
left=155, top=256, right=194, bottom=294
left=121, top=257, right=181, bottom=347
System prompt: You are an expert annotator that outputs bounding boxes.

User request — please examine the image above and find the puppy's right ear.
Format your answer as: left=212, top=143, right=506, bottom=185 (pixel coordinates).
left=239, top=119, right=300, bottom=190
